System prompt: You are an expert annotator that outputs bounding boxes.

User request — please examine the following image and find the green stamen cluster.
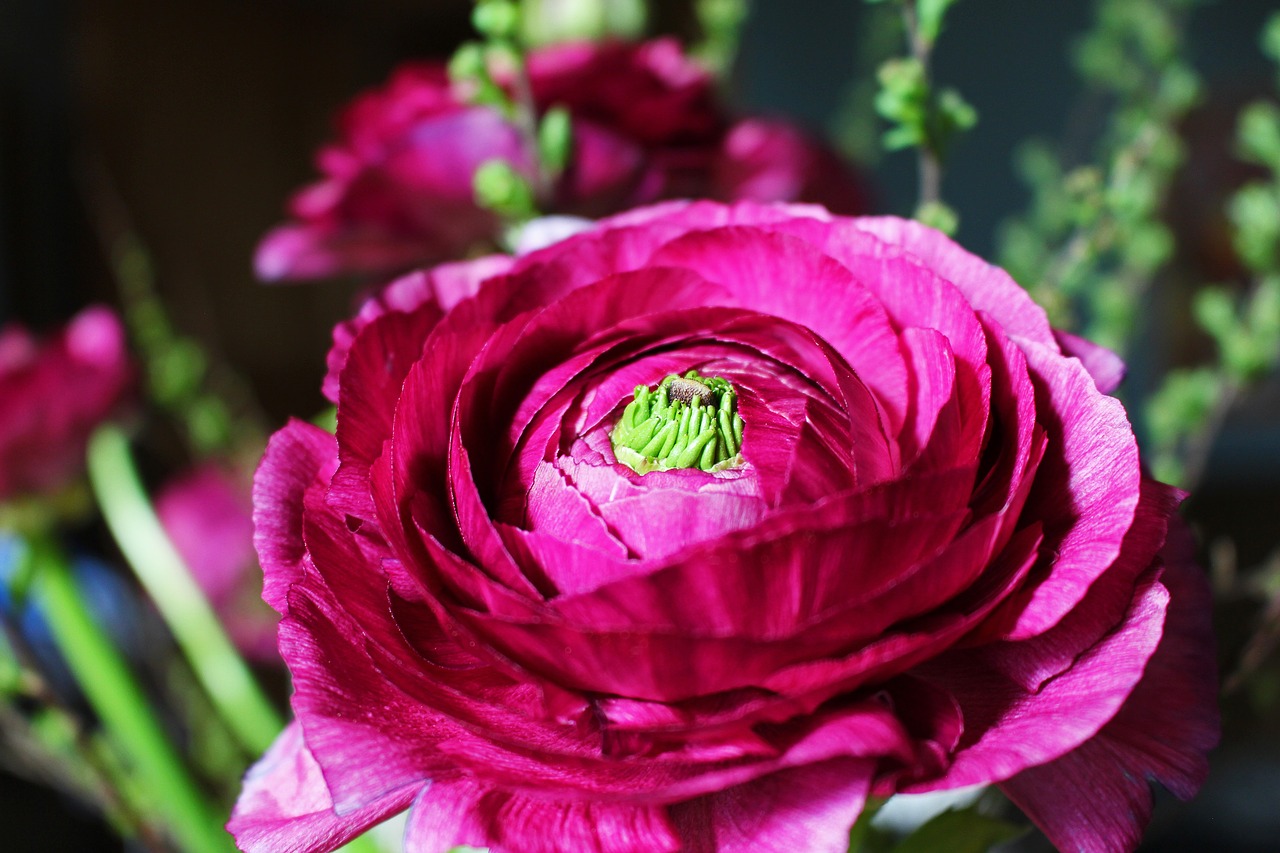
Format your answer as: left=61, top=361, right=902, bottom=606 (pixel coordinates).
left=610, top=370, right=744, bottom=474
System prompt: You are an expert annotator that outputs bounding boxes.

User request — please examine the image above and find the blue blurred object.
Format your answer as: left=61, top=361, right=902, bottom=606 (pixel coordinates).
left=0, top=533, right=154, bottom=708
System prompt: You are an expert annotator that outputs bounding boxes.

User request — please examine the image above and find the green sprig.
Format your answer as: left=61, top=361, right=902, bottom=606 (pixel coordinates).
left=868, top=0, right=976, bottom=232
left=86, top=426, right=282, bottom=756
left=25, top=536, right=234, bottom=853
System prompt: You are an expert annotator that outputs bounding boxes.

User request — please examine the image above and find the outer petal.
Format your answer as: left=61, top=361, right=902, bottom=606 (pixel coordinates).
left=851, top=216, right=1057, bottom=348
left=672, top=760, right=874, bottom=853
left=403, top=778, right=680, bottom=853
left=999, top=529, right=1219, bottom=853
left=228, top=721, right=417, bottom=853
left=1054, top=328, right=1127, bottom=395
left=323, top=255, right=513, bottom=403
left=907, top=566, right=1170, bottom=791
left=253, top=420, right=338, bottom=616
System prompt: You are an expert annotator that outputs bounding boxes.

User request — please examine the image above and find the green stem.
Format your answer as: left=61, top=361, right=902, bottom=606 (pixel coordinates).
left=901, top=0, right=942, bottom=208
left=86, top=425, right=283, bottom=756
left=28, top=536, right=233, bottom=853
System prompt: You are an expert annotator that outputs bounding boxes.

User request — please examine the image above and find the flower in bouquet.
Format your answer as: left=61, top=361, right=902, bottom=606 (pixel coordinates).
left=254, top=39, right=870, bottom=282
left=155, top=465, right=279, bottom=663
left=0, top=306, right=131, bottom=502
left=231, top=202, right=1218, bottom=853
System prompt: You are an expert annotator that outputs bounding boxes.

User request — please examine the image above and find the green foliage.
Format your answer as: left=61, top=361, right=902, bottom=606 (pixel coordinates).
left=868, top=0, right=976, bottom=225
left=889, top=806, right=1024, bottom=853
left=915, top=199, right=959, bottom=235
left=538, top=105, right=574, bottom=178
left=453, top=0, right=586, bottom=228
left=112, top=237, right=256, bottom=457
left=1145, top=366, right=1222, bottom=485
left=996, top=0, right=1201, bottom=352
left=472, top=0, right=521, bottom=42
left=875, top=57, right=929, bottom=150
left=520, top=0, right=647, bottom=47
left=694, top=0, right=751, bottom=75
left=1145, top=12, right=1280, bottom=486
left=831, top=3, right=903, bottom=165
left=474, top=159, right=537, bottom=221
left=914, top=0, right=959, bottom=47
left=1264, top=11, right=1280, bottom=68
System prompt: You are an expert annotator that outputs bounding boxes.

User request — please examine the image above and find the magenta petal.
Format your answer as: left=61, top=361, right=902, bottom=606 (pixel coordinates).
left=253, top=420, right=338, bottom=616
left=852, top=216, right=1058, bottom=348
left=996, top=338, right=1142, bottom=639
left=999, top=529, right=1219, bottom=853
left=403, top=778, right=680, bottom=853
left=227, top=721, right=417, bottom=853
left=672, top=759, right=874, bottom=853
left=909, top=565, right=1170, bottom=791
left=1054, top=328, right=1127, bottom=394
left=323, top=255, right=513, bottom=403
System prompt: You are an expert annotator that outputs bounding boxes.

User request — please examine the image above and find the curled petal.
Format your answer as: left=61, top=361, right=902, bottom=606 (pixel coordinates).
left=228, top=722, right=417, bottom=853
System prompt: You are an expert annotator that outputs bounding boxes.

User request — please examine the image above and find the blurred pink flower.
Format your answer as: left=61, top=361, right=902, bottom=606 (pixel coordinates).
left=232, top=201, right=1217, bottom=853
left=0, top=306, right=131, bottom=501
left=155, top=465, right=279, bottom=663
left=256, top=40, right=869, bottom=282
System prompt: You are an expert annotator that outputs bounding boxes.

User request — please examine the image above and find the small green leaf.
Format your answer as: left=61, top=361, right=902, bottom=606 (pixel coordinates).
left=916, top=0, right=959, bottom=47
left=1261, top=11, right=1280, bottom=64
left=1229, top=183, right=1280, bottom=272
left=915, top=200, right=959, bottom=235
left=937, top=88, right=977, bottom=134
left=448, top=42, right=488, bottom=86
left=1238, top=101, right=1280, bottom=169
left=474, top=159, right=536, bottom=220
left=472, top=0, right=521, bottom=41
left=537, top=106, right=573, bottom=177
left=889, top=806, right=1023, bottom=853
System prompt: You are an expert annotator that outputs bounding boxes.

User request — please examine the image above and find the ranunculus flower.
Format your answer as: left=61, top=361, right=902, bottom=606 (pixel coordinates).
left=255, top=40, right=870, bottom=282
left=231, top=202, right=1218, bottom=853
left=0, top=306, right=131, bottom=501
left=156, top=465, right=279, bottom=663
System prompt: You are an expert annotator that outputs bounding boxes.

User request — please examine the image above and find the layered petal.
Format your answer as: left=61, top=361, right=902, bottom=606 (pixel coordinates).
left=243, top=201, right=1216, bottom=853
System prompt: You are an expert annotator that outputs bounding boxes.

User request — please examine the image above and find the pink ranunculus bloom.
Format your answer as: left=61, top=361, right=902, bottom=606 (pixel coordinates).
left=231, top=202, right=1218, bottom=853
left=0, top=306, right=131, bottom=501
left=155, top=465, right=280, bottom=663
left=255, top=40, right=870, bottom=283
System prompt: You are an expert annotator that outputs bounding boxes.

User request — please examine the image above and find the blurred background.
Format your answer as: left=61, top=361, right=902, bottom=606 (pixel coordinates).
left=2, top=0, right=1279, bottom=849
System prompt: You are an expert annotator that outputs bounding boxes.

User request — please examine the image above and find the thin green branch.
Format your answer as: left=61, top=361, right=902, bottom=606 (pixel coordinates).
left=86, top=426, right=283, bottom=756
left=28, top=536, right=233, bottom=853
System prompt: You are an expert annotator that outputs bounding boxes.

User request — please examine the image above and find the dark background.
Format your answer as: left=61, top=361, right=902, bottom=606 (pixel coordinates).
left=1, top=0, right=1278, bottom=849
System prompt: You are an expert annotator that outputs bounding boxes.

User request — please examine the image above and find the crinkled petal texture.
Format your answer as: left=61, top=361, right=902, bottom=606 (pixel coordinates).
left=0, top=306, right=131, bottom=500
left=234, top=203, right=1218, bottom=853
left=254, top=40, right=868, bottom=283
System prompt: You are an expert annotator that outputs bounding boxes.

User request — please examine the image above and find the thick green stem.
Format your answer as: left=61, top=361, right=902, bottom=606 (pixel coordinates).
left=86, top=425, right=282, bottom=756
left=28, top=536, right=233, bottom=853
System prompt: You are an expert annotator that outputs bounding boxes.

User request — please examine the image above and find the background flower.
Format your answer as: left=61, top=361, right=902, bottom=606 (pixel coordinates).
left=0, top=307, right=131, bottom=502
left=155, top=464, right=279, bottom=664
left=232, top=201, right=1218, bottom=853
left=254, top=39, right=870, bottom=283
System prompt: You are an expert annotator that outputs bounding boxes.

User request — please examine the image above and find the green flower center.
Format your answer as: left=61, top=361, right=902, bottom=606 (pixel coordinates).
left=609, top=370, right=745, bottom=474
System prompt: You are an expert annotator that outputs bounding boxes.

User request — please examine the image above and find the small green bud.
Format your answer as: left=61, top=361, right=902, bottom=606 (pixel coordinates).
left=916, top=0, right=959, bottom=47
left=1261, top=11, right=1280, bottom=64
left=473, top=0, right=521, bottom=41
left=1238, top=102, right=1280, bottom=169
left=448, top=42, right=488, bottom=86
left=915, top=200, right=959, bottom=235
left=538, top=106, right=573, bottom=176
left=474, top=159, right=536, bottom=220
